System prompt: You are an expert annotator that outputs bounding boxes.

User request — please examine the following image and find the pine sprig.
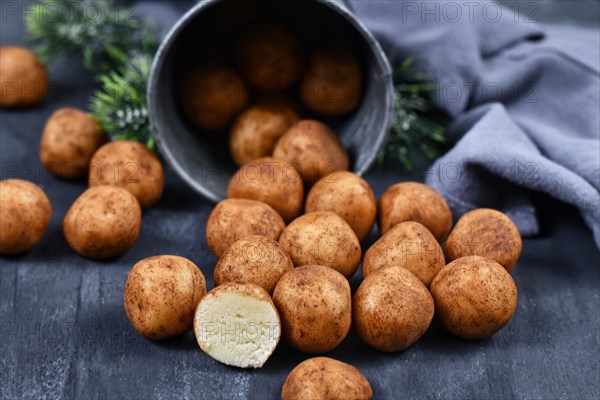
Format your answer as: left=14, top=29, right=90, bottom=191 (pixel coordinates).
left=380, top=59, right=446, bottom=169
left=89, top=54, right=155, bottom=150
left=26, top=0, right=157, bottom=74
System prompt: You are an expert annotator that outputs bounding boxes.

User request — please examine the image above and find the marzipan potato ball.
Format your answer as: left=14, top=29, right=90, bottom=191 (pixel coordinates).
left=206, top=198, right=286, bottom=258
left=0, top=46, right=48, bottom=107
left=0, top=179, right=51, bottom=254
left=194, top=282, right=281, bottom=368
left=214, top=235, right=294, bottom=295
left=40, top=107, right=108, bottom=179
left=180, top=63, right=249, bottom=130
left=229, top=104, right=299, bottom=166
left=378, top=182, right=452, bottom=242
left=124, top=255, right=207, bottom=340
left=88, top=140, right=164, bottom=208
left=305, top=171, right=376, bottom=241
left=272, top=120, right=349, bottom=186
left=227, top=157, right=304, bottom=222
left=279, top=211, right=361, bottom=278
left=353, top=266, right=434, bottom=352
left=444, top=208, right=522, bottom=272
left=273, top=265, right=352, bottom=353
left=236, top=25, right=303, bottom=91
left=430, top=256, right=518, bottom=339
left=300, top=48, right=362, bottom=116
left=63, top=186, right=141, bottom=259
left=362, top=221, right=444, bottom=287
left=281, top=357, right=372, bottom=400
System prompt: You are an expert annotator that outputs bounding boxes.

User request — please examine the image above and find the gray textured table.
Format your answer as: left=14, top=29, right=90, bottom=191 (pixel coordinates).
left=1, top=2, right=599, bottom=400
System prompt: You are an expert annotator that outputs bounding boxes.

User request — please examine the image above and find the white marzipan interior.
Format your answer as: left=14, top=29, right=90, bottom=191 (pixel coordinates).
left=195, top=293, right=281, bottom=368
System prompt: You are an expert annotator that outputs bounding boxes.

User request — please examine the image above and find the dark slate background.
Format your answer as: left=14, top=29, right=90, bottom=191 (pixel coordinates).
left=1, top=1, right=599, bottom=399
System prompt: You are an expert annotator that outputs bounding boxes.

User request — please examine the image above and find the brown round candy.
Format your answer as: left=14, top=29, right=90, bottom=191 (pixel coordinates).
left=63, top=186, right=141, bottom=259
left=430, top=256, right=518, bottom=339
left=124, top=255, right=207, bottom=340
left=0, top=46, right=48, bottom=107
left=363, top=221, right=444, bottom=287
left=273, top=120, right=349, bottom=186
left=40, top=108, right=107, bottom=179
left=0, top=179, right=51, bottom=254
left=227, top=157, right=304, bottom=223
left=305, top=171, right=376, bottom=241
left=180, top=63, right=249, bottom=131
left=273, top=265, right=351, bottom=353
left=229, top=104, right=299, bottom=166
left=205, top=198, right=285, bottom=258
left=281, top=357, right=372, bottom=400
left=378, top=182, right=452, bottom=242
left=353, top=266, right=434, bottom=352
left=300, top=48, right=362, bottom=116
left=236, top=25, right=303, bottom=91
left=214, top=235, right=294, bottom=295
left=88, top=140, right=164, bottom=208
left=279, top=211, right=361, bottom=278
left=444, top=208, right=522, bottom=272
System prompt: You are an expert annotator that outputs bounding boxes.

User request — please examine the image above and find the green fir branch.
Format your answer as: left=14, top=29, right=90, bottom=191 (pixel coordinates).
left=380, top=59, right=446, bottom=169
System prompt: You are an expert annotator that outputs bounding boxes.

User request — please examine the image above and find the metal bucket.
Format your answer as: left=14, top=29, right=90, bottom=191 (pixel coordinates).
left=148, top=0, right=393, bottom=202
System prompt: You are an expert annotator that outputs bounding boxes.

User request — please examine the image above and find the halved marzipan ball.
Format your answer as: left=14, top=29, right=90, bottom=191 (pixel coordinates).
left=444, top=208, right=522, bottom=272
left=300, top=48, right=362, bottom=116
left=353, top=266, right=434, bottom=352
left=363, top=221, right=444, bottom=287
left=305, top=171, right=376, bottom=241
left=88, top=140, right=164, bottom=208
left=214, top=235, right=294, bottom=295
left=180, top=63, right=249, bottom=130
left=0, top=179, right=51, bottom=254
left=40, top=107, right=108, bottom=179
left=430, top=256, right=518, bottom=339
left=281, top=357, right=372, bottom=400
left=229, top=104, right=299, bottom=166
left=206, top=198, right=285, bottom=258
left=273, top=265, right=351, bottom=353
left=378, top=182, right=452, bottom=242
left=236, top=25, right=303, bottom=91
left=227, top=157, right=304, bottom=223
left=63, top=186, right=141, bottom=259
left=0, top=46, right=48, bottom=107
left=273, top=120, right=349, bottom=186
left=124, top=255, right=207, bottom=340
left=194, top=282, right=281, bottom=368
left=279, top=211, right=361, bottom=278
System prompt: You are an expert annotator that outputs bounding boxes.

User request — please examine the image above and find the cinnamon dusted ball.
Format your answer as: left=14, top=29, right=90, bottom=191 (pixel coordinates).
left=444, top=208, right=522, bottom=272
left=430, top=256, right=518, bottom=339
left=0, top=46, right=48, bottom=107
left=63, top=186, right=141, bottom=259
left=300, top=48, right=362, bottom=116
left=227, top=157, right=304, bottom=222
left=378, top=182, right=452, bottom=242
left=88, top=140, right=164, bottom=208
left=229, top=104, right=299, bottom=166
left=305, top=171, right=376, bottom=241
left=353, top=266, right=434, bottom=352
left=40, top=108, right=108, bottom=179
left=0, top=179, right=51, bottom=254
left=180, top=63, right=249, bottom=131
left=236, top=25, right=304, bottom=91
left=273, top=120, right=349, bottom=186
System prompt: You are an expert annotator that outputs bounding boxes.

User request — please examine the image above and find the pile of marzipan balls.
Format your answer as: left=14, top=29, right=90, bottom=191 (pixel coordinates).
left=0, top=42, right=523, bottom=400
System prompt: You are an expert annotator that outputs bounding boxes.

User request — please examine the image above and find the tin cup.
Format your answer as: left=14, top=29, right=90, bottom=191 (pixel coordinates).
left=148, top=0, right=393, bottom=202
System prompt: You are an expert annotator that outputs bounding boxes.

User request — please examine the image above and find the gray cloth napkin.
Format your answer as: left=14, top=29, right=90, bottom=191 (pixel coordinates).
left=353, top=1, right=600, bottom=248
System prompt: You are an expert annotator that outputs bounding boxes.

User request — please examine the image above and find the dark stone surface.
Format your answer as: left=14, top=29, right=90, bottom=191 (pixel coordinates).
left=1, top=3, right=599, bottom=400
